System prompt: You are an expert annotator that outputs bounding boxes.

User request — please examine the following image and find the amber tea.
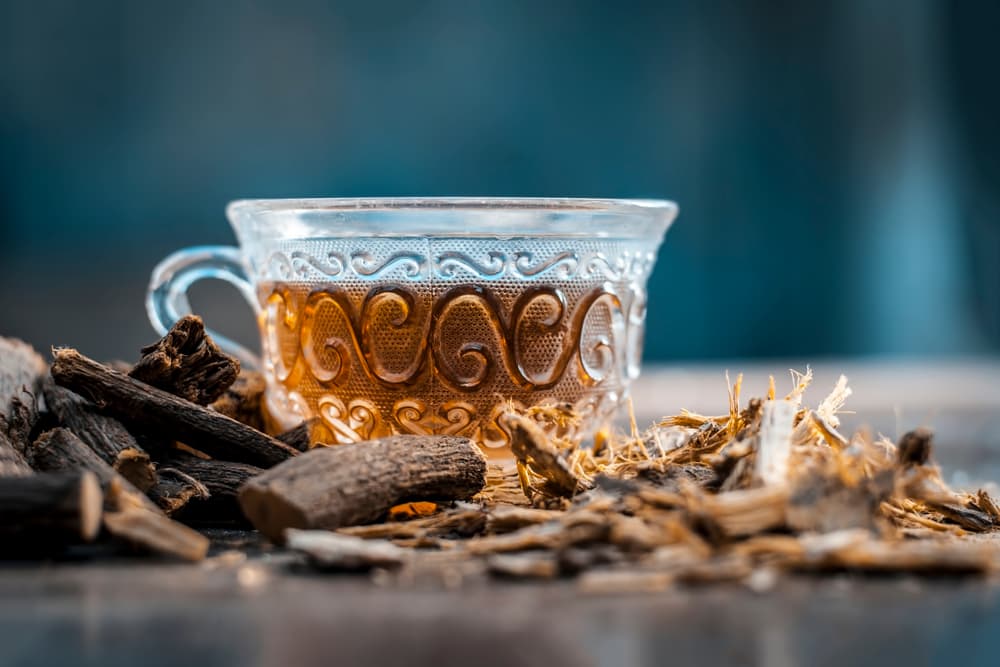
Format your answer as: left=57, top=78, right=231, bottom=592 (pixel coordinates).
left=257, top=266, right=638, bottom=456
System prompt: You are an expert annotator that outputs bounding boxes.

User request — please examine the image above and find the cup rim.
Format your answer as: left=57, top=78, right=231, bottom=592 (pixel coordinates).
left=227, top=197, right=678, bottom=240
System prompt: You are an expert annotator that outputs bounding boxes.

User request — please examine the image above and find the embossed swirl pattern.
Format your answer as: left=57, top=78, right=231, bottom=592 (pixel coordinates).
left=264, top=284, right=624, bottom=393
left=265, top=248, right=655, bottom=282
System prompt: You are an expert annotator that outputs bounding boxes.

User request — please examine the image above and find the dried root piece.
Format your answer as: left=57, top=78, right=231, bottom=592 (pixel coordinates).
left=276, top=418, right=323, bottom=452
left=486, top=506, right=565, bottom=533
left=339, top=507, right=487, bottom=541
left=287, top=529, right=407, bottom=571
left=147, top=468, right=211, bottom=516
left=164, top=452, right=262, bottom=499
left=103, top=507, right=210, bottom=562
left=886, top=429, right=1000, bottom=534
left=475, top=463, right=533, bottom=507
left=698, top=485, right=789, bottom=538
left=0, top=471, right=103, bottom=544
left=577, top=569, right=675, bottom=594
left=210, top=370, right=266, bottom=432
left=130, top=315, right=240, bottom=405
left=464, top=523, right=569, bottom=555
left=30, top=428, right=161, bottom=514
left=506, top=413, right=582, bottom=498
left=43, top=380, right=157, bottom=491
left=972, top=490, right=1000, bottom=523
left=0, top=431, right=32, bottom=477
left=51, top=349, right=298, bottom=467
left=928, top=502, right=995, bottom=532
left=0, top=337, right=47, bottom=434
left=897, top=428, right=933, bottom=466
left=487, top=552, right=559, bottom=579
left=794, top=530, right=999, bottom=574
left=239, top=435, right=487, bottom=542
left=786, top=467, right=893, bottom=534
left=2, top=391, right=39, bottom=456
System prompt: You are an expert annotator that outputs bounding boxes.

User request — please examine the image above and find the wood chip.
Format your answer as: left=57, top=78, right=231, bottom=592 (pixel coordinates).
left=698, top=485, right=789, bottom=538
left=339, top=507, right=487, bottom=541
left=210, top=370, right=266, bottom=432
left=147, top=468, right=211, bottom=515
left=577, top=569, right=674, bottom=594
left=506, top=413, right=581, bottom=497
left=103, top=507, right=210, bottom=562
left=897, top=428, right=933, bottom=466
left=795, top=530, right=1000, bottom=573
left=754, top=400, right=796, bottom=487
left=129, top=315, right=240, bottom=405
left=286, top=529, right=407, bottom=571
left=485, top=506, right=565, bottom=533
left=487, top=552, right=559, bottom=579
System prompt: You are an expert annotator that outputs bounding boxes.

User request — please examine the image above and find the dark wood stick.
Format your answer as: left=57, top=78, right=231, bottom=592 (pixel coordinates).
left=129, top=315, right=240, bottom=405
left=0, top=471, right=102, bottom=542
left=146, top=468, right=210, bottom=516
left=30, top=428, right=161, bottom=514
left=165, top=452, right=262, bottom=498
left=43, top=380, right=157, bottom=491
left=70, top=461, right=211, bottom=561
left=276, top=418, right=323, bottom=452
left=50, top=349, right=298, bottom=467
left=3, top=392, right=40, bottom=456
left=147, top=452, right=261, bottom=526
left=0, top=337, right=47, bottom=452
left=239, top=435, right=487, bottom=542
left=210, top=370, right=266, bottom=432
left=506, top=413, right=583, bottom=497
left=898, top=428, right=933, bottom=466
left=0, top=431, right=32, bottom=477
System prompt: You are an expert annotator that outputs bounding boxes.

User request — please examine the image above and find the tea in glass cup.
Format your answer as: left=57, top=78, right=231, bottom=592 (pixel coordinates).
left=147, top=198, right=677, bottom=457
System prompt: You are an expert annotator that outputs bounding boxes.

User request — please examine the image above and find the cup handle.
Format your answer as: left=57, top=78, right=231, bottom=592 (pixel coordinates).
left=146, top=246, right=261, bottom=369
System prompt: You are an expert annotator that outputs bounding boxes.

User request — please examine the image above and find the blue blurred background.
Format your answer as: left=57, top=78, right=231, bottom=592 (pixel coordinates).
left=1, top=0, right=998, bottom=363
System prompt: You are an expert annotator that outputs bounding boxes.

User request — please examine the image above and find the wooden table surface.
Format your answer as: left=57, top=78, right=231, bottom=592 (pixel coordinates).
left=3, top=360, right=1000, bottom=667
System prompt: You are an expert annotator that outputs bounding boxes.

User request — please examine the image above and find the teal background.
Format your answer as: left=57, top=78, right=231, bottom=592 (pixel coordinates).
left=1, top=0, right=998, bottom=362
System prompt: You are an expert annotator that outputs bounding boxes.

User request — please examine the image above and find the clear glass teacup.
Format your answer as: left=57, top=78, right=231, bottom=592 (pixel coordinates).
left=147, top=198, right=677, bottom=457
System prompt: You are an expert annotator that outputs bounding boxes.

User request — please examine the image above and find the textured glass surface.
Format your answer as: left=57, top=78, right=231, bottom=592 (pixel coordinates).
left=151, top=198, right=676, bottom=455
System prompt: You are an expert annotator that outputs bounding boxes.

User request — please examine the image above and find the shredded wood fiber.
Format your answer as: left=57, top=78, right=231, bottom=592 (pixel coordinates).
left=290, top=370, right=1000, bottom=588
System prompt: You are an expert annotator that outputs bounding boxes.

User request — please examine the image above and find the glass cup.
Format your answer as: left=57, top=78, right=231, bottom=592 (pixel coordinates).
left=147, top=198, right=677, bottom=457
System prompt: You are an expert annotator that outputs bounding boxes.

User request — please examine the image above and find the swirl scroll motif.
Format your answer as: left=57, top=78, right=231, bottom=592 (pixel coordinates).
left=263, top=287, right=302, bottom=384
left=262, top=280, right=637, bottom=450
left=510, top=251, right=579, bottom=279
left=264, top=248, right=655, bottom=282
left=435, top=250, right=507, bottom=278
left=309, top=381, right=623, bottom=447
left=393, top=399, right=477, bottom=436
left=271, top=283, right=625, bottom=394
left=316, top=395, right=390, bottom=443
left=297, top=286, right=430, bottom=389
left=350, top=251, right=425, bottom=279
left=267, top=250, right=347, bottom=280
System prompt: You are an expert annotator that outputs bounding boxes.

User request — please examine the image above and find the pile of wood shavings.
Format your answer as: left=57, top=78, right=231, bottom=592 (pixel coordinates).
left=290, top=370, right=1000, bottom=590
